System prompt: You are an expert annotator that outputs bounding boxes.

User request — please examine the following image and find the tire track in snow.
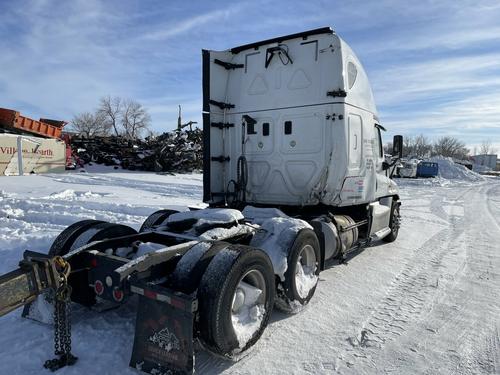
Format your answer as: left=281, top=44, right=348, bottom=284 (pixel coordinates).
left=485, top=183, right=500, bottom=231
left=487, top=324, right=500, bottom=374
left=338, top=187, right=470, bottom=370
left=451, top=184, right=500, bottom=374
left=346, top=228, right=449, bottom=349
left=402, top=183, right=500, bottom=374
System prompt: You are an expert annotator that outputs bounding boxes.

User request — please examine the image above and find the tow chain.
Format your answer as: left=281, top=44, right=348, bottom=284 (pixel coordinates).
left=43, top=256, right=78, bottom=371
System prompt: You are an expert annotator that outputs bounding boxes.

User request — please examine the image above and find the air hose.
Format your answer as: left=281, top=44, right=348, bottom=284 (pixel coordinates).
left=236, top=155, right=248, bottom=203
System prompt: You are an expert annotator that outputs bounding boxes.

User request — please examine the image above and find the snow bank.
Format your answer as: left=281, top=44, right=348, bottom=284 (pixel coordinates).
left=45, top=189, right=103, bottom=200
left=429, top=156, right=485, bottom=182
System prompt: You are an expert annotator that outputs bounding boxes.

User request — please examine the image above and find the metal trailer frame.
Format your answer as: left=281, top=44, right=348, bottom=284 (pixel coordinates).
left=1, top=230, right=220, bottom=374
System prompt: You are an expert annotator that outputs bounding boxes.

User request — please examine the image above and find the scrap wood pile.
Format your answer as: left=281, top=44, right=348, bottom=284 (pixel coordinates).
left=70, top=128, right=203, bottom=173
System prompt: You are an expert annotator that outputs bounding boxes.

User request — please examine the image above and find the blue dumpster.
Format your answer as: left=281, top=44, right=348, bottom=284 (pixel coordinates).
left=417, top=161, right=439, bottom=177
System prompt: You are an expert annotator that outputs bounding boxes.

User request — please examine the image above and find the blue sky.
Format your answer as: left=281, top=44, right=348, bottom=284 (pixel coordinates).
left=0, top=0, right=499, bottom=152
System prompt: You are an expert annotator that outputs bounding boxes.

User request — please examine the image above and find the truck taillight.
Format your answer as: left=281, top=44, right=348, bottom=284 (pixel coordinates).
left=113, top=288, right=124, bottom=302
left=144, top=289, right=157, bottom=300
left=94, top=280, right=104, bottom=295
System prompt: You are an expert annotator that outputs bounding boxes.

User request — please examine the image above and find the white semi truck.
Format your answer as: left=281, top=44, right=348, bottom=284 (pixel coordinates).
left=0, top=27, right=402, bottom=374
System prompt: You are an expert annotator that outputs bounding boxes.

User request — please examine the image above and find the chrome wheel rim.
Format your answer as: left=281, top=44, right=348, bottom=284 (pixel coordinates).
left=392, top=207, right=401, bottom=235
left=295, top=244, right=317, bottom=299
left=231, top=269, right=267, bottom=341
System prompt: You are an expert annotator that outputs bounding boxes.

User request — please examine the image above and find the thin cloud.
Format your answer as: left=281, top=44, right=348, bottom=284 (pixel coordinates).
left=141, top=4, right=246, bottom=41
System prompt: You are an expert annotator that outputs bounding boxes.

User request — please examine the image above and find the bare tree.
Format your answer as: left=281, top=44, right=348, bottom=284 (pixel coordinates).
left=413, top=134, right=432, bottom=158
left=403, top=136, right=415, bottom=158
left=70, top=112, right=109, bottom=137
left=98, top=96, right=122, bottom=136
left=121, top=99, right=151, bottom=139
left=383, top=142, right=393, bottom=155
left=432, top=136, right=469, bottom=159
left=479, top=140, right=497, bottom=155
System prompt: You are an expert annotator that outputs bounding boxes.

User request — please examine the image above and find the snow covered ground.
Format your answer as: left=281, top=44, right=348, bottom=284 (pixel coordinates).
left=0, top=167, right=499, bottom=374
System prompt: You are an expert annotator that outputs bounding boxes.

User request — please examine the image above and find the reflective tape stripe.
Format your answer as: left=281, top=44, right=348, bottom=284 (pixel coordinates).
left=157, top=294, right=171, bottom=303
left=131, top=285, right=171, bottom=304
left=130, top=285, right=144, bottom=295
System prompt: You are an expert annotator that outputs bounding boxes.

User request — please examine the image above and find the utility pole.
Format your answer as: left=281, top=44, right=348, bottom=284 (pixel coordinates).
left=177, top=105, right=197, bottom=132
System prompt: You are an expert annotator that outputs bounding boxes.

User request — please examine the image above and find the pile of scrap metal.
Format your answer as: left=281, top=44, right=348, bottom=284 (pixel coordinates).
left=71, top=128, right=203, bottom=173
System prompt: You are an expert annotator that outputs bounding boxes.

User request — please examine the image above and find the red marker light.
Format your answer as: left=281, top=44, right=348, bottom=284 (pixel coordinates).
left=112, top=288, right=124, bottom=302
left=94, top=280, right=104, bottom=295
left=90, top=258, right=98, bottom=268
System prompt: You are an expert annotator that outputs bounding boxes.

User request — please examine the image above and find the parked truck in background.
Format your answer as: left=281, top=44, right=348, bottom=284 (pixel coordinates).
left=0, top=27, right=402, bottom=375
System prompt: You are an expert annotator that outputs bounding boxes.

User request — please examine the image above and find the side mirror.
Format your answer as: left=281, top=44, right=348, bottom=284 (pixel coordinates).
left=392, top=135, right=403, bottom=159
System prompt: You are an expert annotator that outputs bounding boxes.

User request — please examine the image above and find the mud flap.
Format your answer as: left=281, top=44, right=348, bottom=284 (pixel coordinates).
left=129, top=281, right=196, bottom=375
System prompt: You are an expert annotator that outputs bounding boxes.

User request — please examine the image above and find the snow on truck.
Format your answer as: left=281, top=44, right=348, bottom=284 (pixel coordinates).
left=0, top=27, right=403, bottom=374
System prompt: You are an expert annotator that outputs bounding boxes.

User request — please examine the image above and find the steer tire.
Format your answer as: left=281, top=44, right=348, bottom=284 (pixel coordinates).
left=275, top=228, right=320, bottom=314
left=139, top=209, right=179, bottom=232
left=382, top=201, right=400, bottom=243
left=197, top=245, right=275, bottom=356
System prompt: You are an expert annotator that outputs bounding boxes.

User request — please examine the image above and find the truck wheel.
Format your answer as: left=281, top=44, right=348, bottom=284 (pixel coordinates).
left=139, top=209, right=179, bottom=232
left=84, top=222, right=137, bottom=246
left=198, top=245, right=275, bottom=356
left=276, top=228, right=320, bottom=313
left=24, top=220, right=104, bottom=320
left=49, top=219, right=105, bottom=256
left=169, top=241, right=228, bottom=294
left=54, top=221, right=136, bottom=306
left=382, top=202, right=400, bottom=243
left=51, top=220, right=137, bottom=256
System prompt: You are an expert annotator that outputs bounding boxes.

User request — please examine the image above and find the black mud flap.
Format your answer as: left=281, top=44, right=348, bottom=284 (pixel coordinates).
left=129, top=280, right=196, bottom=375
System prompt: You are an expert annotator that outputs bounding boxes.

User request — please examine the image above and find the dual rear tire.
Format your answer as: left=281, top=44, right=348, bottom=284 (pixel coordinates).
left=169, top=229, right=320, bottom=357
left=49, top=219, right=137, bottom=256
left=170, top=243, right=275, bottom=356
left=196, top=245, right=275, bottom=355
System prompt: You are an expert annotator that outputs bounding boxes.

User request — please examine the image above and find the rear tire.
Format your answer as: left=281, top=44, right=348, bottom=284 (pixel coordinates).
left=49, top=219, right=105, bottom=256
left=139, top=209, right=179, bottom=232
left=50, top=220, right=137, bottom=305
left=382, top=201, right=400, bottom=243
left=275, top=228, right=320, bottom=313
left=26, top=220, right=106, bottom=316
left=197, top=245, right=275, bottom=356
left=169, top=241, right=228, bottom=294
